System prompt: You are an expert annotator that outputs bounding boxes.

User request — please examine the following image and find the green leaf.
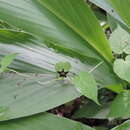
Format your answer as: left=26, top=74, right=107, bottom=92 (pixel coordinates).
left=89, top=0, right=125, bottom=25
left=106, top=84, right=123, bottom=94
left=109, top=25, right=130, bottom=54
left=0, top=113, right=94, bottom=130
left=39, top=0, right=113, bottom=63
left=112, top=120, right=130, bottom=130
left=73, top=102, right=109, bottom=119
left=0, top=2, right=122, bottom=120
left=108, top=90, right=130, bottom=118
left=109, top=0, right=130, bottom=28
left=0, top=53, right=18, bottom=72
left=0, top=0, right=113, bottom=63
left=0, top=30, right=93, bottom=121
left=113, top=56, right=130, bottom=83
left=0, top=72, right=80, bottom=121
left=55, top=61, right=71, bottom=72
left=0, top=29, right=120, bottom=88
left=73, top=72, right=99, bottom=104
left=0, top=29, right=120, bottom=121
left=0, top=0, right=121, bottom=88
left=107, top=14, right=117, bottom=31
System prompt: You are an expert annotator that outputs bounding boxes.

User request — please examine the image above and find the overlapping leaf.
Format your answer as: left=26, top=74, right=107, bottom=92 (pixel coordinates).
left=73, top=72, right=99, bottom=104
left=109, top=0, right=130, bottom=28
left=89, top=0, right=125, bottom=25
left=108, top=90, right=130, bottom=118
left=109, top=25, right=130, bottom=54
left=0, top=0, right=122, bottom=122
left=0, top=113, right=94, bottom=130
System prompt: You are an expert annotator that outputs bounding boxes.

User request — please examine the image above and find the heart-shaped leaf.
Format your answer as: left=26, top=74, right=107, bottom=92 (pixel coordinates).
left=55, top=62, right=71, bottom=72
left=73, top=72, right=99, bottom=104
left=114, top=56, right=130, bottom=82
left=109, top=25, right=130, bottom=54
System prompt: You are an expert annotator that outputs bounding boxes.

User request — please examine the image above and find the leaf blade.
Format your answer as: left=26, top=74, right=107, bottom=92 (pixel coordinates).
left=73, top=72, right=99, bottom=104
left=0, top=113, right=94, bottom=130
left=0, top=53, right=18, bottom=72
left=39, top=0, right=113, bottom=63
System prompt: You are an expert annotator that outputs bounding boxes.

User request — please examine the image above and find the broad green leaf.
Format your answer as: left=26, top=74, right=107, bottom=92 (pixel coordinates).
left=109, top=25, right=130, bottom=54
left=0, top=72, right=80, bottom=121
left=0, top=113, right=94, bottom=130
left=0, top=0, right=113, bottom=63
left=108, top=90, right=130, bottom=118
left=109, top=0, right=130, bottom=28
left=0, top=1, right=121, bottom=87
left=113, top=57, right=130, bottom=83
left=0, top=30, right=95, bottom=121
left=0, top=0, right=102, bottom=61
left=39, top=0, right=113, bottom=63
left=73, top=72, right=99, bottom=104
left=0, top=29, right=121, bottom=88
left=0, top=30, right=120, bottom=120
left=0, top=29, right=121, bottom=121
left=112, top=120, right=130, bottom=130
left=0, top=53, right=18, bottom=72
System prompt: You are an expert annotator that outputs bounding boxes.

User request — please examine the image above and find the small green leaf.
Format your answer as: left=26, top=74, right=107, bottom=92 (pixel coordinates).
left=73, top=72, right=99, bottom=105
left=0, top=53, right=18, bottom=72
left=109, top=25, right=130, bottom=54
left=55, top=62, right=71, bottom=72
left=108, top=90, right=130, bottom=118
left=113, top=56, right=130, bottom=82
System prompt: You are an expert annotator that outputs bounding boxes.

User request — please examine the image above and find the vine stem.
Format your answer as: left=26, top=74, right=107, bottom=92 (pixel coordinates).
left=8, top=61, right=103, bottom=86
left=8, top=69, right=32, bottom=78
left=37, top=77, right=63, bottom=85
left=89, top=61, right=103, bottom=73
left=8, top=68, right=64, bottom=85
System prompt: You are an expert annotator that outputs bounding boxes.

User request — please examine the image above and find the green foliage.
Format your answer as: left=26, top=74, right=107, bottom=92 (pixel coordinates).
left=1, top=0, right=130, bottom=129
left=55, top=61, right=71, bottom=72
left=109, top=25, right=130, bottom=54
left=112, top=120, right=130, bottom=130
left=113, top=56, right=130, bottom=83
left=109, top=0, right=130, bottom=28
left=0, top=53, right=17, bottom=73
left=109, top=90, right=130, bottom=118
left=106, top=84, right=123, bottom=94
left=73, top=102, right=109, bottom=119
left=73, top=72, right=99, bottom=104
left=0, top=113, right=94, bottom=130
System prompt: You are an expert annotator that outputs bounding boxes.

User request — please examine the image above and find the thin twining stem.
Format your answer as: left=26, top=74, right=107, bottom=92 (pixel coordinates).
left=89, top=61, right=103, bottom=73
